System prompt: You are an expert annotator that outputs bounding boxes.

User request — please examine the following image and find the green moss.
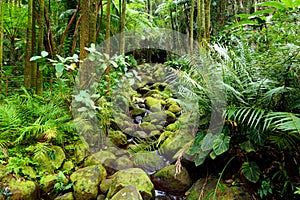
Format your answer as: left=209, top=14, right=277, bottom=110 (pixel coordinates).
left=109, top=131, right=128, bottom=146
left=131, top=107, right=146, bottom=117
left=111, top=186, right=143, bottom=200
left=8, top=180, right=37, bottom=200
left=165, top=110, right=176, bottom=123
left=84, top=150, right=116, bottom=167
left=168, top=104, right=181, bottom=114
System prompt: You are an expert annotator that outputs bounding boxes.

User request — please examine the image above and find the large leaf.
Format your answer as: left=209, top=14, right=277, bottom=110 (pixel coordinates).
left=242, top=161, right=261, bottom=183
left=201, top=133, right=217, bottom=152
left=213, top=134, right=231, bottom=156
left=256, top=2, right=286, bottom=9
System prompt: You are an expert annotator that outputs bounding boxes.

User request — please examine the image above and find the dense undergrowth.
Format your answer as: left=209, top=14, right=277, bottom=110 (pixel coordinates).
left=0, top=1, right=300, bottom=199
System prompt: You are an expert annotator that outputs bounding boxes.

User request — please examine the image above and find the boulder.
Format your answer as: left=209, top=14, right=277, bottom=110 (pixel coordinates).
left=131, top=107, right=147, bottom=117
left=74, top=141, right=90, bottom=164
left=132, top=152, right=165, bottom=172
left=165, top=110, right=176, bottom=123
left=70, top=165, right=107, bottom=200
left=62, top=161, right=75, bottom=174
left=109, top=131, right=128, bottom=146
left=107, top=168, right=154, bottom=200
left=84, top=150, right=116, bottom=167
left=152, top=165, right=192, bottom=193
left=111, top=186, right=143, bottom=200
left=186, top=178, right=251, bottom=200
left=8, top=180, right=38, bottom=200
left=40, top=174, right=57, bottom=194
left=54, top=192, right=74, bottom=200
left=168, top=104, right=181, bottom=114
left=145, top=97, right=162, bottom=112
left=140, top=122, right=158, bottom=133
left=100, top=178, right=113, bottom=194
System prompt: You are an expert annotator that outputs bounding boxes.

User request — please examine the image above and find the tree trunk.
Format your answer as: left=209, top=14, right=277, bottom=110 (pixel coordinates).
left=36, top=0, right=45, bottom=95
left=31, top=2, right=37, bottom=89
left=24, top=0, right=33, bottom=88
left=89, top=0, right=97, bottom=44
left=204, top=0, right=211, bottom=41
left=80, top=0, right=90, bottom=60
left=190, top=0, right=194, bottom=55
left=119, top=0, right=126, bottom=55
left=0, top=1, right=3, bottom=95
left=105, top=0, right=111, bottom=56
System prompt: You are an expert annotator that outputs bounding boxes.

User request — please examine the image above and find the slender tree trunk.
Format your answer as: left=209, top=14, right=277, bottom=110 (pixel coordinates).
left=190, top=0, right=194, bottom=55
left=36, top=0, right=45, bottom=95
left=80, top=0, right=89, bottom=60
left=204, top=0, right=211, bottom=41
left=0, top=1, right=3, bottom=95
left=31, top=2, right=37, bottom=89
left=119, top=0, right=126, bottom=55
left=105, top=0, right=111, bottom=56
left=24, top=0, right=33, bottom=88
left=89, top=0, right=97, bottom=44
left=197, top=0, right=201, bottom=43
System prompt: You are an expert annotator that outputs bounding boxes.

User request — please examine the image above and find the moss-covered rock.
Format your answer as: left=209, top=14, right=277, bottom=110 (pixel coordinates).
left=62, top=161, right=75, bottom=174
left=186, top=178, right=251, bottom=200
left=165, top=122, right=179, bottom=132
left=84, top=150, right=116, bottom=167
left=74, top=140, right=90, bottom=165
left=113, top=156, right=134, bottom=170
left=40, top=174, right=57, bottom=194
left=22, top=166, right=37, bottom=179
left=132, top=152, right=165, bottom=172
left=152, top=164, right=192, bottom=193
left=140, top=122, right=158, bottom=133
left=70, top=165, right=107, bottom=200
left=145, top=89, right=161, bottom=98
left=132, top=130, right=148, bottom=138
left=111, top=186, right=143, bottom=200
left=152, top=82, right=168, bottom=91
left=100, top=178, right=113, bottom=194
left=146, top=111, right=167, bottom=122
left=54, top=192, right=74, bottom=200
left=109, top=131, right=128, bottom=146
left=165, top=110, right=177, bottom=123
left=145, top=97, right=162, bottom=112
left=34, top=146, right=66, bottom=173
left=107, top=168, right=154, bottom=200
left=131, top=107, right=147, bottom=117
left=8, top=180, right=37, bottom=200
left=168, top=104, right=181, bottom=114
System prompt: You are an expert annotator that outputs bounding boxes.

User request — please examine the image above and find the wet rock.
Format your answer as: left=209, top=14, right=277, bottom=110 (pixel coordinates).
left=74, top=140, right=90, bottom=165
left=107, top=168, right=154, bottom=200
left=152, top=82, right=168, bottom=91
left=152, top=165, right=192, bottom=193
left=54, top=192, right=74, bottom=200
left=186, top=178, right=251, bottom=200
left=8, top=180, right=38, bottom=200
left=84, top=150, right=116, bottom=167
left=114, top=156, right=134, bottom=170
left=70, top=165, right=107, bottom=200
left=109, top=131, right=128, bottom=146
left=111, top=186, right=143, bottom=200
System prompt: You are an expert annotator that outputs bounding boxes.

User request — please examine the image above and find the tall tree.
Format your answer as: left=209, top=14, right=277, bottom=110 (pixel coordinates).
left=80, top=0, right=90, bottom=60
left=30, top=2, right=37, bottom=89
left=119, top=0, right=126, bottom=55
left=36, top=0, right=45, bottom=95
left=105, top=0, right=111, bottom=56
left=190, top=0, right=195, bottom=55
left=24, top=0, right=33, bottom=88
left=0, top=1, right=3, bottom=94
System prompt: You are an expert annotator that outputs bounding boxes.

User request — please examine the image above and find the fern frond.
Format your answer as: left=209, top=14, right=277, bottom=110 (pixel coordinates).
left=266, top=112, right=300, bottom=135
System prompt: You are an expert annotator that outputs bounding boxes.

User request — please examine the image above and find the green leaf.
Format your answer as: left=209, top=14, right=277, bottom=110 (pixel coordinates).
left=256, top=2, right=286, bottom=9
left=242, top=161, right=261, bottom=183
left=239, top=141, right=256, bottom=153
left=213, top=134, right=231, bottom=156
left=41, top=51, right=49, bottom=58
left=55, top=63, right=65, bottom=73
left=190, top=131, right=206, bottom=154
left=30, top=56, right=42, bottom=61
left=201, top=133, right=217, bottom=152
left=194, top=151, right=208, bottom=166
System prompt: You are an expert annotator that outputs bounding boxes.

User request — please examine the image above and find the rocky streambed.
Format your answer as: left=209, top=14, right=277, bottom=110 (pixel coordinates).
left=0, top=64, right=250, bottom=200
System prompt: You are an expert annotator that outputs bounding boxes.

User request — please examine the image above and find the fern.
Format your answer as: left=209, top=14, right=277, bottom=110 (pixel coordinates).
left=266, top=112, right=300, bottom=135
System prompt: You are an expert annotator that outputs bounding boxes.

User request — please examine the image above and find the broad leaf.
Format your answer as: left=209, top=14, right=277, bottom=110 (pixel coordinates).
left=242, top=161, right=260, bottom=183
left=201, top=133, right=217, bottom=152
left=41, top=51, right=49, bottom=58
left=30, top=56, right=42, bottom=61
left=55, top=63, right=65, bottom=73
left=213, top=133, right=231, bottom=156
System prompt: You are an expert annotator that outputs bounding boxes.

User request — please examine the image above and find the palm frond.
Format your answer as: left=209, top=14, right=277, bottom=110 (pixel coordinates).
left=266, top=112, right=300, bottom=135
